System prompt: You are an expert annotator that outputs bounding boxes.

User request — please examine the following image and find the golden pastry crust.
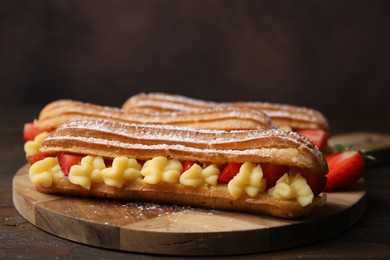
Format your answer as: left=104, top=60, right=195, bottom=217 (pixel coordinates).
left=34, top=99, right=272, bottom=131
left=40, top=119, right=327, bottom=174
left=123, top=93, right=329, bottom=131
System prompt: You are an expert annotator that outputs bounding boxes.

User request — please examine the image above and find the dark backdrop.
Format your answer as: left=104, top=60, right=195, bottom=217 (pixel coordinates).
left=1, top=0, right=389, bottom=124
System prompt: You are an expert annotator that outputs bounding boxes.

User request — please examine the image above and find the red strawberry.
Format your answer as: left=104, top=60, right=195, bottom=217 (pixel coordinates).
left=23, top=123, right=44, bottom=142
left=284, top=167, right=327, bottom=196
left=218, top=162, right=242, bottom=184
left=182, top=161, right=197, bottom=172
left=296, top=129, right=329, bottom=150
left=58, top=153, right=83, bottom=176
left=261, top=163, right=290, bottom=189
left=324, top=151, right=365, bottom=191
left=300, top=171, right=327, bottom=196
left=26, top=153, right=53, bottom=164
left=104, top=158, right=114, bottom=167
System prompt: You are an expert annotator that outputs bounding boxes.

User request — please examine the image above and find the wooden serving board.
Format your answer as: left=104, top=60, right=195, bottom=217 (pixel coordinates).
left=13, top=165, right=366, bottom=256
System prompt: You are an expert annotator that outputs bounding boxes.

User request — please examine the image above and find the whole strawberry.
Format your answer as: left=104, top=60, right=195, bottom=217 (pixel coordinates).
left=324, top=150, right=365, bottom=191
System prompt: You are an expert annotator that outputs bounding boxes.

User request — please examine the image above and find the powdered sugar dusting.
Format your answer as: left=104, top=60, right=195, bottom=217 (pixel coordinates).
left=38, top=99, right=272, bottom=131
left=43, top=119, right=327, bottom=172
left=59, top=120, right=302, bottom=146
left=46, top=135, right=291, bottom=157
left=126, top=93, right=328, bottom=127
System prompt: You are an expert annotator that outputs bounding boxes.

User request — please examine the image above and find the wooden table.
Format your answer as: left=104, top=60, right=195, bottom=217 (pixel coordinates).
left=1, top=105, right=390, bottom=259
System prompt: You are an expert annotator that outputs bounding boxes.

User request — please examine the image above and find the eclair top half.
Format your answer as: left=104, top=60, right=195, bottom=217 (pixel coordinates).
left=40, top=119, right=328, bottom=176
left=34, top=99, right=272, bottom=131
left=123, top=93, right=329, bottom=132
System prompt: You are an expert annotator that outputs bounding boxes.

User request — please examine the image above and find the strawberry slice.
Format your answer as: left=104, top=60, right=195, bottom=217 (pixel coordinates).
left=26, top=153, right=53, bottom=164
left=58, top=153, right=83, bottom=176
left=324, top=151, right=365, bottom=191
left=23, top=123, right=44, bottom=142
left=286, top=167, right=327, bottom=196
left=296, top=129, right=329, bottom=150
left=104, top=158, right=114, bottom=167
left=218, top=162, right=242, bottom=184
left=182, top=161, right=197, bottom=172
left=301, top=171, right=327, bottom=196
left=262, top=163, right=290, bottom=189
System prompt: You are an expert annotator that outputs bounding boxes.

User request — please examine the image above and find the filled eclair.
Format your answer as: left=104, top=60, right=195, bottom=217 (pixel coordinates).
left=27, top=119, right=328, bottom=219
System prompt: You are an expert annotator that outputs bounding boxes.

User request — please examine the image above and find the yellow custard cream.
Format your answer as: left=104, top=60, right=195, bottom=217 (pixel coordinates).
left=24, top=132, right=48, bottom=156
left=29, top=157, right=62, bottom=187
left=141, top=157, right=182, bottom=184
left=29, top=155, right=315, bottom=206
left=179, top=163, right=220, bottom=187
left=227, top=162, right=266, bottom=199
left=69, top=155, right=107, bottom=189
left=268, top=173, right=313, bottom=207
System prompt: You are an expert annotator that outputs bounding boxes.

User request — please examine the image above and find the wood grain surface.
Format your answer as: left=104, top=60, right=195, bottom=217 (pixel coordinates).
left=13, top=164, right=366, bottom=256
left=329, top=132, right=390, bottom=151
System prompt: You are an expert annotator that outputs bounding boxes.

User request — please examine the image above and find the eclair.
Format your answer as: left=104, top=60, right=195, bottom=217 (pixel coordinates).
left=28, top=119, right=328, bottom=219
left=122, top=92, right=330, bottom=149
left=33, top=99, right=273, bottom=131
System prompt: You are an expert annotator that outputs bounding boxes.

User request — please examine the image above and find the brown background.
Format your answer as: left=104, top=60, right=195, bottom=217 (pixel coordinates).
left=1, top=0, right=389, bottom=125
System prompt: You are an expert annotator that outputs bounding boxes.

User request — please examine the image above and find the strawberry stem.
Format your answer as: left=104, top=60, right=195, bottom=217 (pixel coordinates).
left=360, top=149, right=377, bottom=167
left=331, top=144, right=377, bottom=167
left=333, top=144, right=346, bottom=152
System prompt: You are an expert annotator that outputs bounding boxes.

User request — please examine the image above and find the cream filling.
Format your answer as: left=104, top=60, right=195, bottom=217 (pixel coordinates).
left=28, top=155, right=315, bottom=207
left=24, top=132, right=49, bottom=156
